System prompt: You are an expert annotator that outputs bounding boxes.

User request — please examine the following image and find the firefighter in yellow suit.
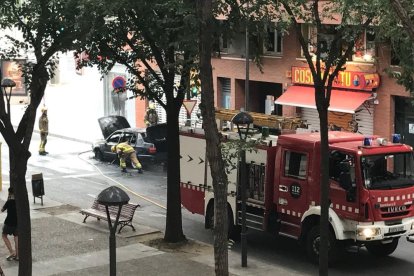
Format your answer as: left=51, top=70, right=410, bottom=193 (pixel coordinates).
left=38, top=107, right=49, bottom=155
left=111, top=141, right=143, bottom=173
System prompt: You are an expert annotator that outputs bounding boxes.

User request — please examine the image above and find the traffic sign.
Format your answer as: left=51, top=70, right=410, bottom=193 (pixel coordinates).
left=112, top=76, right=126, bottom=90
left=183, top=100, right=197, bottom=116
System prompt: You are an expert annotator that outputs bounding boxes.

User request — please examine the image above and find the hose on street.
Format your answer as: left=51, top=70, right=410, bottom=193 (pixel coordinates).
left=78, top=150, right=166, bottom=210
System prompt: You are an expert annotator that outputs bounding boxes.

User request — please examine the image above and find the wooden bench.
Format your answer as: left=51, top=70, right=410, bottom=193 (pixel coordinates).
left=80, top=200, right=140, bottom=233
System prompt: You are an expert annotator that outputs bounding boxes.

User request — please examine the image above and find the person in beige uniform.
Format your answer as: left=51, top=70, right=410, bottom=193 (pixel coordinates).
left=39, top=107, right=49, bottom=155
left=144, top=103, right=158, bottom=127
left=111, top=141, right=143, bottom=173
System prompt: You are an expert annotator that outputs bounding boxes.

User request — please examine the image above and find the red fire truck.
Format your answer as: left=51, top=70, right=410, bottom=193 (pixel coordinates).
left=179, top=127, right=414, bottom=261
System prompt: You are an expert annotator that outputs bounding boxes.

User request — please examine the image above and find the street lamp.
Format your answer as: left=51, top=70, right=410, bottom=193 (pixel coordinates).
left=231, top=110, right=253, bottom=268
left=1, top=79, right=16, bottom=185
left=244, top=2, right=250, bottom=112
left=1, top=78, right=16, bottom=120
left=97, top=186, right=130, bottom=276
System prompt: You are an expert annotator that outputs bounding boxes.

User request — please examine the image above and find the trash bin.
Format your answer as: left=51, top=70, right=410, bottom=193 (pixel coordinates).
left=31, top=173, right=44, bottom=205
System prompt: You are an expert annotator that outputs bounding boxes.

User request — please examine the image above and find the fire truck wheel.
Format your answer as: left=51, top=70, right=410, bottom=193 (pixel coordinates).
left=365, top=238, right=399, bottom=257
left=306, top=225, right=339, bottom=265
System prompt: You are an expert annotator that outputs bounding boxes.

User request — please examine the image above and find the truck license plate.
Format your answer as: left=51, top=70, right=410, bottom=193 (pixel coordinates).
left=389, top=226, right=404, bottom=233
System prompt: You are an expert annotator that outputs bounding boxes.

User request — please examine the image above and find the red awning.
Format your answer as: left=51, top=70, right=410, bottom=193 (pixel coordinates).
left=275, top=86, right=372, bottom=113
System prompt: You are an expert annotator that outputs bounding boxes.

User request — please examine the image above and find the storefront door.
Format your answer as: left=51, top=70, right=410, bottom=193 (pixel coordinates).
left=394, top=97, right=414, bottom=172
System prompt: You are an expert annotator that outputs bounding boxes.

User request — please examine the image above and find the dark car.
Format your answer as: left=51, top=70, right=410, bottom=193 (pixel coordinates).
left=145, top=123, right=168, bottom=164
left=92, top=116, right=157, bottom=166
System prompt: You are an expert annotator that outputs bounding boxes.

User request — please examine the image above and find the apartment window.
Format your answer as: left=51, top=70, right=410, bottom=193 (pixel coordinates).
left=302, top=24, right=338, bottom=57
left=284, top=151, right=307, bottom=180
left=220, top=32, right=228, bottom=53
left=390, top=41, right=401, bottom=66
left=353, top=28, right=376, bottom=62
left=264, top=25, right=283, bottom=55
left=301, top=24, right=374, bottom=62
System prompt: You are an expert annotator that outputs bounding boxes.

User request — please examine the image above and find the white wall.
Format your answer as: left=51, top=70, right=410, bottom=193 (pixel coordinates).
left=39, top=52, right=105, bottom=143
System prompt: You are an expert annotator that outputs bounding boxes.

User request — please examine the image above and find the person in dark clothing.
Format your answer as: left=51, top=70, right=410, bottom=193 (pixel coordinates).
left=2, top=188, right=18, bottom=261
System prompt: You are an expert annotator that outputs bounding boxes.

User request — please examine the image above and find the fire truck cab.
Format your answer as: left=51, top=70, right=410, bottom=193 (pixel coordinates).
left=179, top=127, right=414, bottom=262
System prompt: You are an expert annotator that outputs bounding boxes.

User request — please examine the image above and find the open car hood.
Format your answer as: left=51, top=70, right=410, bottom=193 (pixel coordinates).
left=146, top=123, right=167, bottom=152
left=98, top=116, right=131, bottom=138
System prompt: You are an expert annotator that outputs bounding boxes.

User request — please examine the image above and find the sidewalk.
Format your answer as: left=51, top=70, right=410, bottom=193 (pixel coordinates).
left=0, top=189, right=303, bottom=276
left=4, top=105, right=305, bottom=275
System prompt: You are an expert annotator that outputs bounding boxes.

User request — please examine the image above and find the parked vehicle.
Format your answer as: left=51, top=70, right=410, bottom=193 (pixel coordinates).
left=145, top=123, right=168, bottom=164
left=180, top=125, right=414, bottom=263
left=92, top=116, right=157, bottom=166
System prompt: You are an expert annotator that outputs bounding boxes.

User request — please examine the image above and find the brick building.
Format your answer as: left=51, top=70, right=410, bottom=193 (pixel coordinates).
left=211, top=24, right=414, bottom=146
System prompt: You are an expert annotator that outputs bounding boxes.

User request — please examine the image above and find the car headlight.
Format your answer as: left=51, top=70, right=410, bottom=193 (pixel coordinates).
left=357, top=227, right=381, bottom=238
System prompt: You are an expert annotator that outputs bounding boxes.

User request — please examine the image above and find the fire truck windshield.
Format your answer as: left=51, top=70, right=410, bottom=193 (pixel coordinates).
left=361, top=152, right=414, bottom=190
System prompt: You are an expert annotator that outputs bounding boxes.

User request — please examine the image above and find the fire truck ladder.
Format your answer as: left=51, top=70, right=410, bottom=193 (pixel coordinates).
left=237, top=162, right=266, bottom=231
left=215, top=108, right=304, bottom=130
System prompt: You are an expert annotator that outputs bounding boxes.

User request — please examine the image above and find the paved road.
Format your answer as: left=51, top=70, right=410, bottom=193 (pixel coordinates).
left=1, top=134, right=414, bottom=275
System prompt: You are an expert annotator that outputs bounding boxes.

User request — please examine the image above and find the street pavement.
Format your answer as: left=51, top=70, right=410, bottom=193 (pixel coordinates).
left=1, top=103, right=309, bottom=275
left=0, top=174, right=304, bottom=276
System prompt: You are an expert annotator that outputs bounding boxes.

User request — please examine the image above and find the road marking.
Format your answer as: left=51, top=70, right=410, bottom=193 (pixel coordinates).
left=70, top=176, right=108, bottom=187
left=78, top=152, right=166, bottom=210
left=62, top=173, right=103, bottom=179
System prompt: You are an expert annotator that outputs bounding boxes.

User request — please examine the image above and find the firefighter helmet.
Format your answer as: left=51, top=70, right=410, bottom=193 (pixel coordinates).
left=148, top=103, right=155, bottom=109
left=111, top=145, right=116, bottom=153
left=41, top=106, right=48, bottom=113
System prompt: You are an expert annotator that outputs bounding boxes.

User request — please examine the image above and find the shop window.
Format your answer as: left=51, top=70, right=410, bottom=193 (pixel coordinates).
left=264, top=25, right=283, bottom=55
left=284, top=151, right=307, bottom=180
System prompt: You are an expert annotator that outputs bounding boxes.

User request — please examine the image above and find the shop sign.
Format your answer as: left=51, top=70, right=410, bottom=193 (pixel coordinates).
left=1, top=60, right=26, bottom=95
left=292, top=66, right=380, bottom=91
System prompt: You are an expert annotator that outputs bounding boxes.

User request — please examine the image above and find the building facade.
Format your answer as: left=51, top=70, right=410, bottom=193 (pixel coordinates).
left=211, top=24, right=413, bottom=145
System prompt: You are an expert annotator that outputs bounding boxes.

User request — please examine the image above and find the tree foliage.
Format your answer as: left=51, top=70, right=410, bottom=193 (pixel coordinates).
left=77, top=0, right=200, bottom=242
left=377, top=0, right=414, bottom=92
left=0, top=0, right=97, bottom=274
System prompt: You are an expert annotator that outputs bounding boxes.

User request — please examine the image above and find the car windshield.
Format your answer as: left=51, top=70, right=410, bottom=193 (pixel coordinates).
left=361, top=152, right=414, bottom=190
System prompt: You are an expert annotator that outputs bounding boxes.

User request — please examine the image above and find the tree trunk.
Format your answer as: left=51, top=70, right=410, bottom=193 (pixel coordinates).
left=9, top=148, right=32, bottom=276
left=197, top=0, right=229, bottom=275
left=163, top=101, right=186, bottom=242
left=315, top=85, right=329, bottom=276
left=11, top=70, right=47, bottom=276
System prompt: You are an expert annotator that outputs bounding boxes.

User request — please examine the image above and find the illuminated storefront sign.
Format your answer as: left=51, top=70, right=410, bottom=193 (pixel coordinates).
left=1, top=60, right=26, bottom=95
left=292, top=66, right=380, bottom=91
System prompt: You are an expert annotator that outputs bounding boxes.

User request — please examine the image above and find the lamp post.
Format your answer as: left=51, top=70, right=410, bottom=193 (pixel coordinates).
left=97, top=186, right=130, bottom=276
left=1, top=78, right=16, bottom=120
left=231, top=110, right=253, bottom=268
left=245, top=3, right=250, bottom=112
left=1, top=79, right=16, bottom=184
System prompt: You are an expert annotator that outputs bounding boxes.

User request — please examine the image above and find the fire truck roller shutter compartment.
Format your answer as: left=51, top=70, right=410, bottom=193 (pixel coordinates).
left=179, top=133, right=207, bottom=215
